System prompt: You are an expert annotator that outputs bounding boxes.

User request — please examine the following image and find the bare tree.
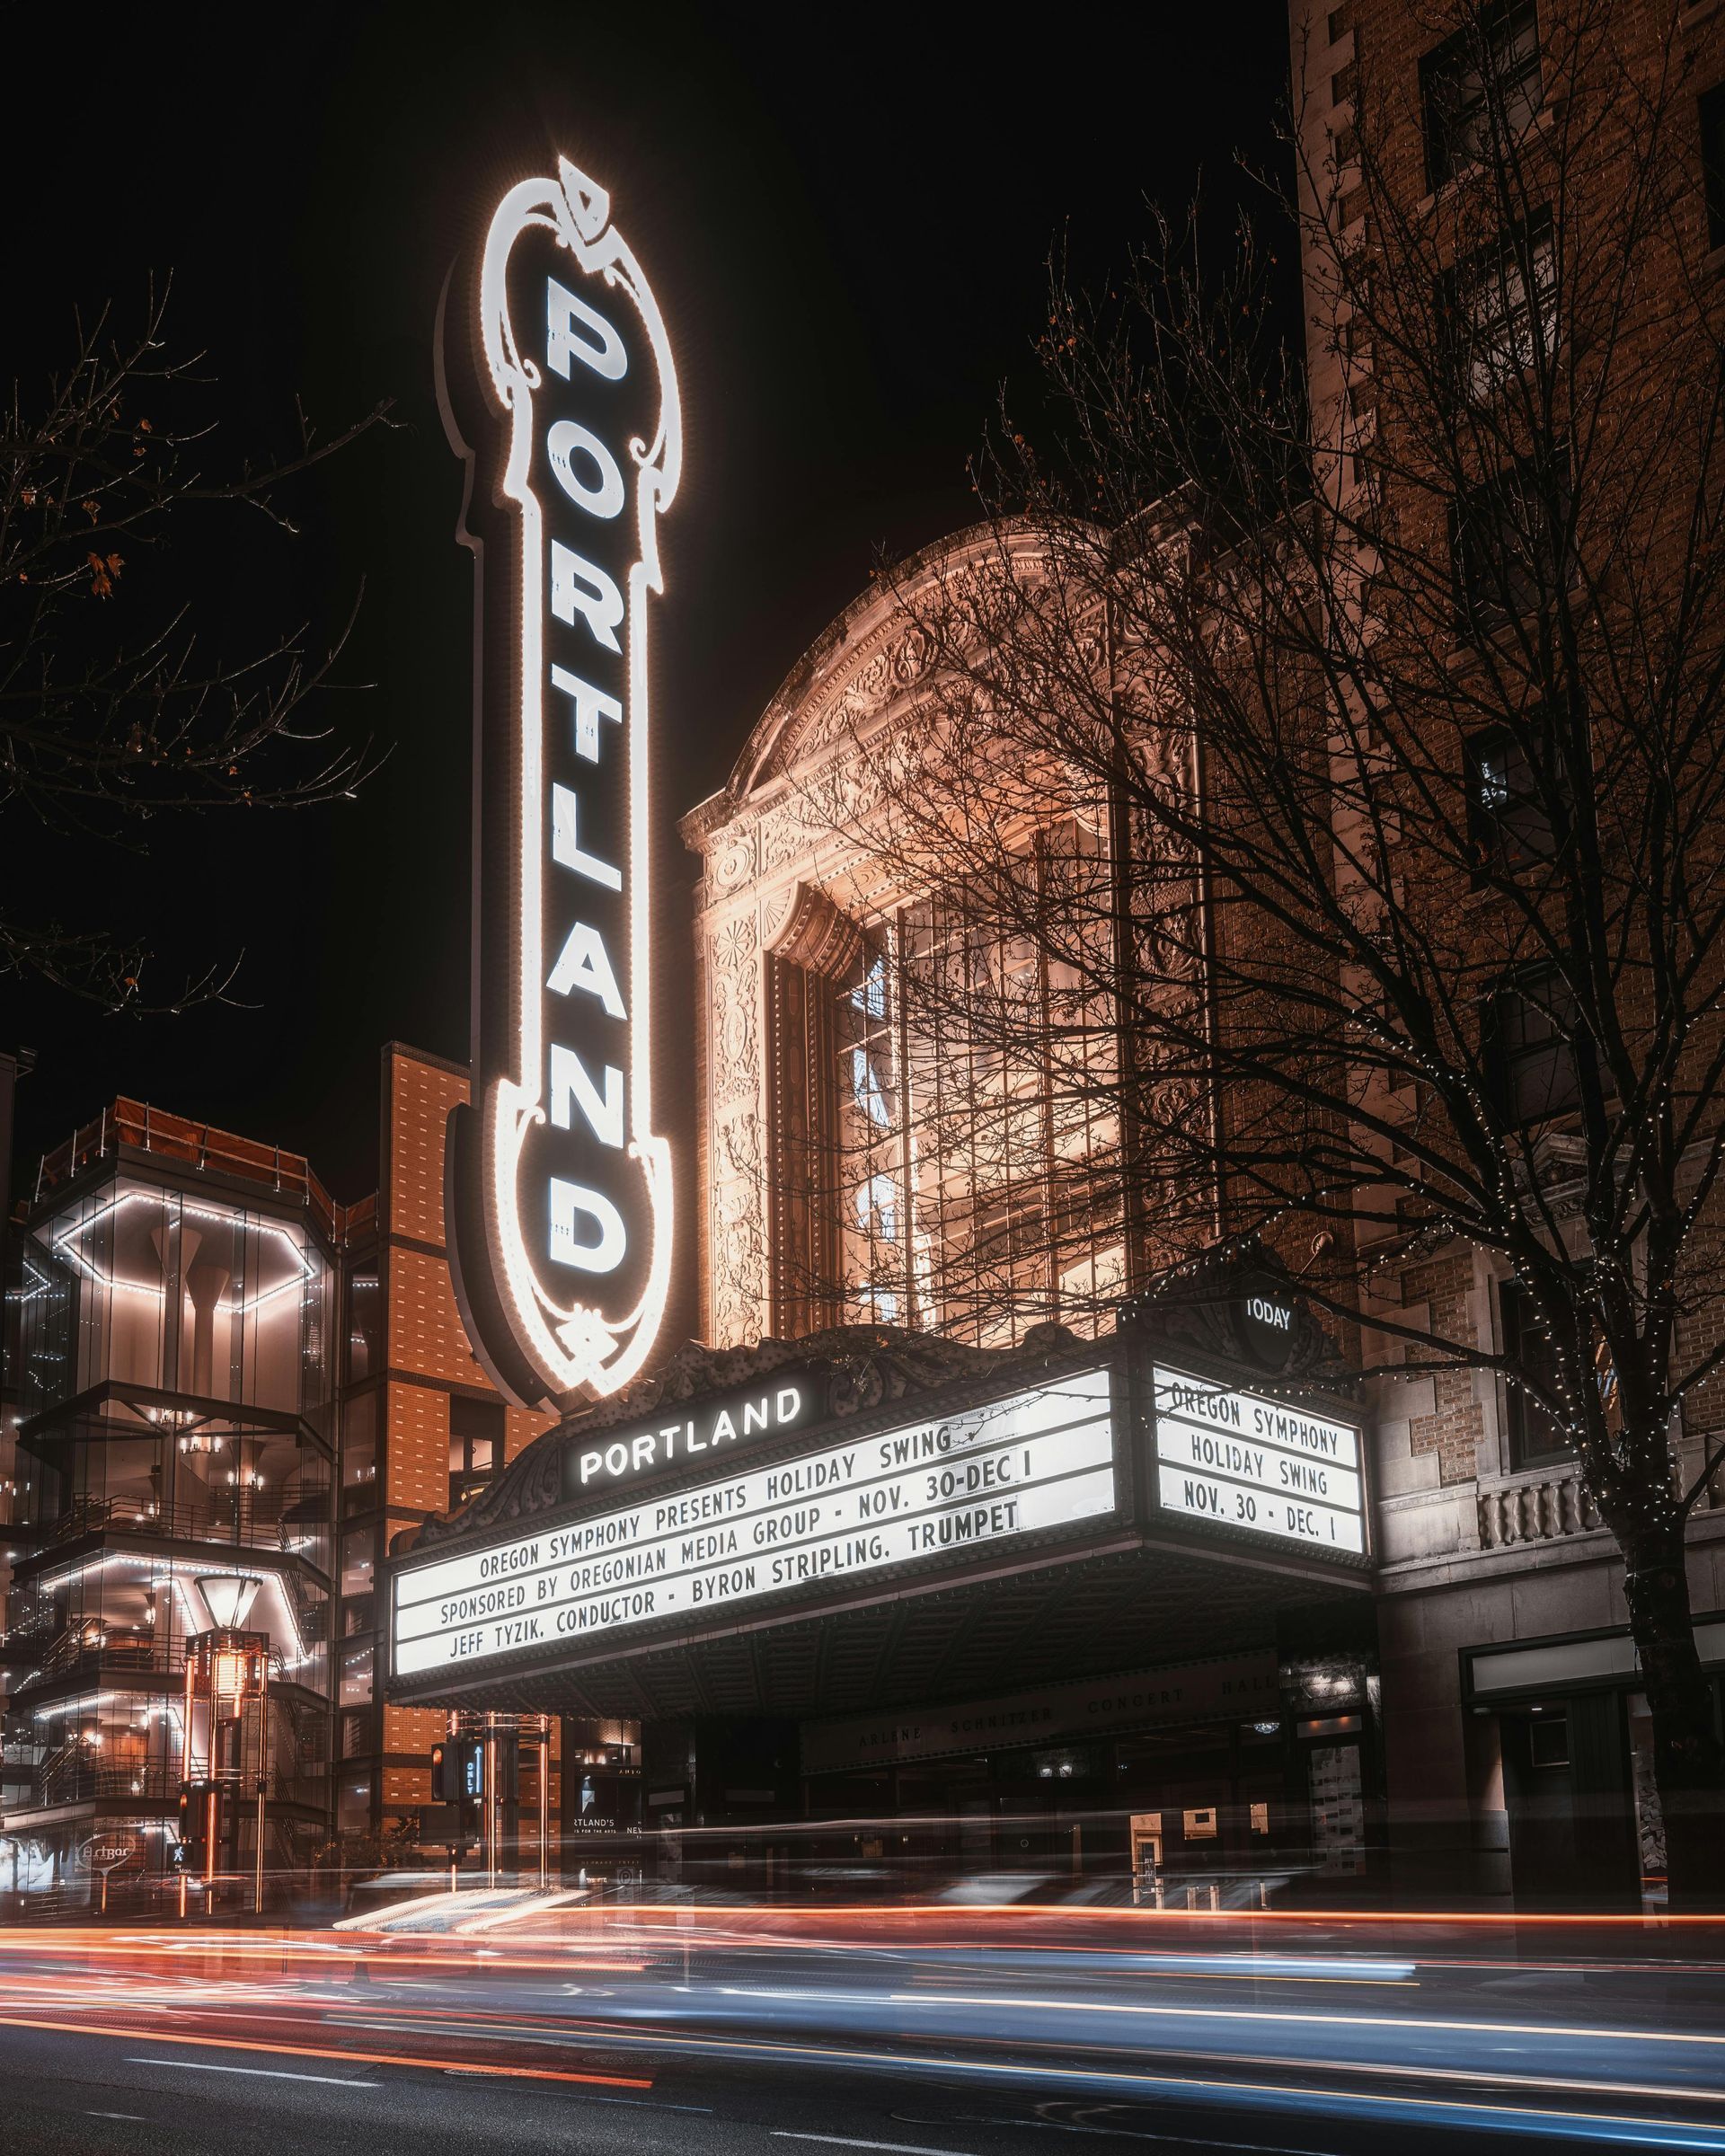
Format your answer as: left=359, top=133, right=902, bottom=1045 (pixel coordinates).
left=0, top=287, right=394, bottom=1008
left=800, top=1, right=1725, bottom=1900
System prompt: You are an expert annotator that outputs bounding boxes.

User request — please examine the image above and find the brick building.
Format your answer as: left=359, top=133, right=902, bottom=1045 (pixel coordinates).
left=1285, top=0, right=1725, bottom=1901
left=333, top=1043, right=565, bottom=1848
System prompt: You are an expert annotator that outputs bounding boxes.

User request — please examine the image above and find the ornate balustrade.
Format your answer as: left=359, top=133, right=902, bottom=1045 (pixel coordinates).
left=1476, top=1470, right=1600, bottom=1550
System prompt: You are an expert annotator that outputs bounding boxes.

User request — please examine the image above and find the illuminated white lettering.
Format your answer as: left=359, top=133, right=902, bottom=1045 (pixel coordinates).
left=549, top=1178, right=627, bottom=1275
left=546, top=276, right=627, bottom=382
left=390, top=1367, right=1122, bottom=1676
left=546, top=922, right=627, bottom=1018
left=550, top=664, right=625, bottom=767
left=547, top=420, right=624, bottom=519
left=550, top=665, right=624, bottom=763
left=550, top=541, right=624, bottom=653
left=549, top=1043, right=624, bottom=1146
left=551, top=782, right=623, bottom=891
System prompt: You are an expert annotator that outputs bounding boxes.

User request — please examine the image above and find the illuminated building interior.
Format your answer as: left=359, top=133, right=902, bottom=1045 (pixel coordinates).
left=2, top=1112, right=341, bottom=1902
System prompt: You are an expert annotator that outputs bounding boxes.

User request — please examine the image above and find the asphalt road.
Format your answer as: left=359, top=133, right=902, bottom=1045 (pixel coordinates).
left=4, top=1916, right=1725, bottom=2155
left=0, top=2019, right=1650, bottom=2156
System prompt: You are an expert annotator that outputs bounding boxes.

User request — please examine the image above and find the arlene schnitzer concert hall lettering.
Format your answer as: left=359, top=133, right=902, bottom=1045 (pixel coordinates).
left=440, top=156, right=680, bottom=1411
left=391, top=1369, right=1118, bottom=1678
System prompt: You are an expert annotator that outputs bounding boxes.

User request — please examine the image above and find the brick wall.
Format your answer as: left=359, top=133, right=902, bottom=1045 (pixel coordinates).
left=1402, top=1250, right=1485, bottom=1486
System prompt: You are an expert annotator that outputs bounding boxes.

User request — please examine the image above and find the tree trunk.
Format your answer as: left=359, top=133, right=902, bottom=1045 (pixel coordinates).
left=1619, top=1512, right=1725, bottom=1910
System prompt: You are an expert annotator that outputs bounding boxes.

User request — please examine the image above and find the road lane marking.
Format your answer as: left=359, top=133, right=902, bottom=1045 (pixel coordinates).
left=587, top=2096, right=715, bottom=2114
left=87, top=2113, right=148, bottom=2121
left=479, top=2022, right=1725, bottom=2146
left=128, top=2057, right=376, bottom=2086
left=884, top=1991, right=1725, bottom=2047
left=894, top=2107, right=1349, bottom=2156
left=773, top=2138, right=978, bottom=2156
left=0, top=2012, right=650, bottom=2090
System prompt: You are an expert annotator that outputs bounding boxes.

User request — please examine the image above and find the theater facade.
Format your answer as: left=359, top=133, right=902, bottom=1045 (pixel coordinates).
left=387, top=1277, right=1380, bottom=1891
left=383, top=504, right=1725, bottom=1911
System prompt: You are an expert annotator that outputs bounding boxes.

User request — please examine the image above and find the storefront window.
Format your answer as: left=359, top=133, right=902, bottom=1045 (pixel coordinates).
left=1308, top=1742, right=1367, bottom=1876
left=1626, top=1692, right=1668, bottom=1896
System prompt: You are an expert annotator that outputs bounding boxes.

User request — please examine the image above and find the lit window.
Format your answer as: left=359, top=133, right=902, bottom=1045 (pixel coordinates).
left=851, top=1047, right=892, bottom=1129
left=856, top=1173, right=898, bottom=1244
left=1464, top=723, right=1562, bottom=870
left=1446, top=210, right=1555, bottom=398
left=1420, top=1, right=1542, bottom=194
left=853, top=954, right=889, bottom=1022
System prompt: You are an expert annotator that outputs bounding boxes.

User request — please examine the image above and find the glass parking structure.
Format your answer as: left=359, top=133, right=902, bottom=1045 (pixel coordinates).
left=5, top=1156, right=341, bottom=1903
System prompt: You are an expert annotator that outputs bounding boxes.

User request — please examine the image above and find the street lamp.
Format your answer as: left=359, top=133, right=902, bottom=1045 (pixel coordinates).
left=180, top=1613, right=270, bottom=1915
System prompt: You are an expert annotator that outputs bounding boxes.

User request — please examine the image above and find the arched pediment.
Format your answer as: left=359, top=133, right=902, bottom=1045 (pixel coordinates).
left=689, top=522, right=1048, bottom=841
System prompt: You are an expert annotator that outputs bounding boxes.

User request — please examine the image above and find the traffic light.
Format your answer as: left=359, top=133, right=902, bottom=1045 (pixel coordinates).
left=175, top=1780, right=217, bottom=1869
left=430, top=1738, right=483, bottom=1804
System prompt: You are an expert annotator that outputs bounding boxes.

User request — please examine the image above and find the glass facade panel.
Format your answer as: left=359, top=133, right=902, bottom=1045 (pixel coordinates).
left=8, top=1161, right=340, bottom=1886
left=345, top=1264, right=382, bottom=1384
left=831, top=822, right=1119, bottom=1345
left=25, top=1180, right=333, bottom=1423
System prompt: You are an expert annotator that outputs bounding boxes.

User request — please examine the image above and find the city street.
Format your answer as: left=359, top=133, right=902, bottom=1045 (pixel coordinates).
left=8, top=6, right=1725, bottom=2154
left=3, top=1911, right=1725, bottom=2153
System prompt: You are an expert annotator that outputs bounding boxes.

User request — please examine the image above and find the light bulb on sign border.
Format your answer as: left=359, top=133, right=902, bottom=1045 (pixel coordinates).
left=447, top=155, right=680, bottom=1406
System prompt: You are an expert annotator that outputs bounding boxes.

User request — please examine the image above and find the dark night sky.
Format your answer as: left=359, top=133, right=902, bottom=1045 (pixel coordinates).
left=4, top=0, right=1291, bottom=1203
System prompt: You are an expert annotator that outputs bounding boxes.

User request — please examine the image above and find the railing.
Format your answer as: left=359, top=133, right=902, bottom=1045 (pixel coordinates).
left=1476, top=1468, right=1601, bottom=1549
left=31, top=1484, right=330, bottom=1557
left=32, top=1096, right=374, bottom=1245
left=36, top=1759, right=181, bottom=1807
left=41, top=1630, right=173, bottom=1680
left=16, top=1639, right=305, bottom=1711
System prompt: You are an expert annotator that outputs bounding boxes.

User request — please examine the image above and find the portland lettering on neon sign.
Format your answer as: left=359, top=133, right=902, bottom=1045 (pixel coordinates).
left=441, top=156, right=679, bottom=1409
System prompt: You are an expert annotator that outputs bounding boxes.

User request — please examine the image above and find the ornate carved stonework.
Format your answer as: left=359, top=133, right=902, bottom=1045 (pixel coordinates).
left=680, top=522, right=1109, bottom=1352
left=709, top=912, right=758, bottom=1109
left=762, top=880, right=865, bottom=977
left=712, top=1111, right=765, bottom=1347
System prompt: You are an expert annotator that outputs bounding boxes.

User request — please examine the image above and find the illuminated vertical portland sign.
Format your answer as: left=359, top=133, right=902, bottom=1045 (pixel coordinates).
left=440, top=157, right=679, bottom=1409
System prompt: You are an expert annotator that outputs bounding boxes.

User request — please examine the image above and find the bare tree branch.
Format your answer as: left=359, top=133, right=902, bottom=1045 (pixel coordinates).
left=0, top=282, right=397, bottom=1009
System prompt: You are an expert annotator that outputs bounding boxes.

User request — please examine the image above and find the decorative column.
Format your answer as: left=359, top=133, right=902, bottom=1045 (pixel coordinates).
left=761, top=881, right=864, bottom=1339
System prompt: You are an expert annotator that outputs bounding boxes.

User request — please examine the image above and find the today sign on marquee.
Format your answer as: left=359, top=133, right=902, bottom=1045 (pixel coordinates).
left=442, top=155, right=679, bottom=1412
left=1151, top=1365, right=1366, bottom=1554
left=392, top=1367, right=1119, bottom=1679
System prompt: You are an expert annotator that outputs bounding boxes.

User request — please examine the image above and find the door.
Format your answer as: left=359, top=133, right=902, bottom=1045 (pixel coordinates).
left=1500, top=1692, right=1638, bottom=1910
